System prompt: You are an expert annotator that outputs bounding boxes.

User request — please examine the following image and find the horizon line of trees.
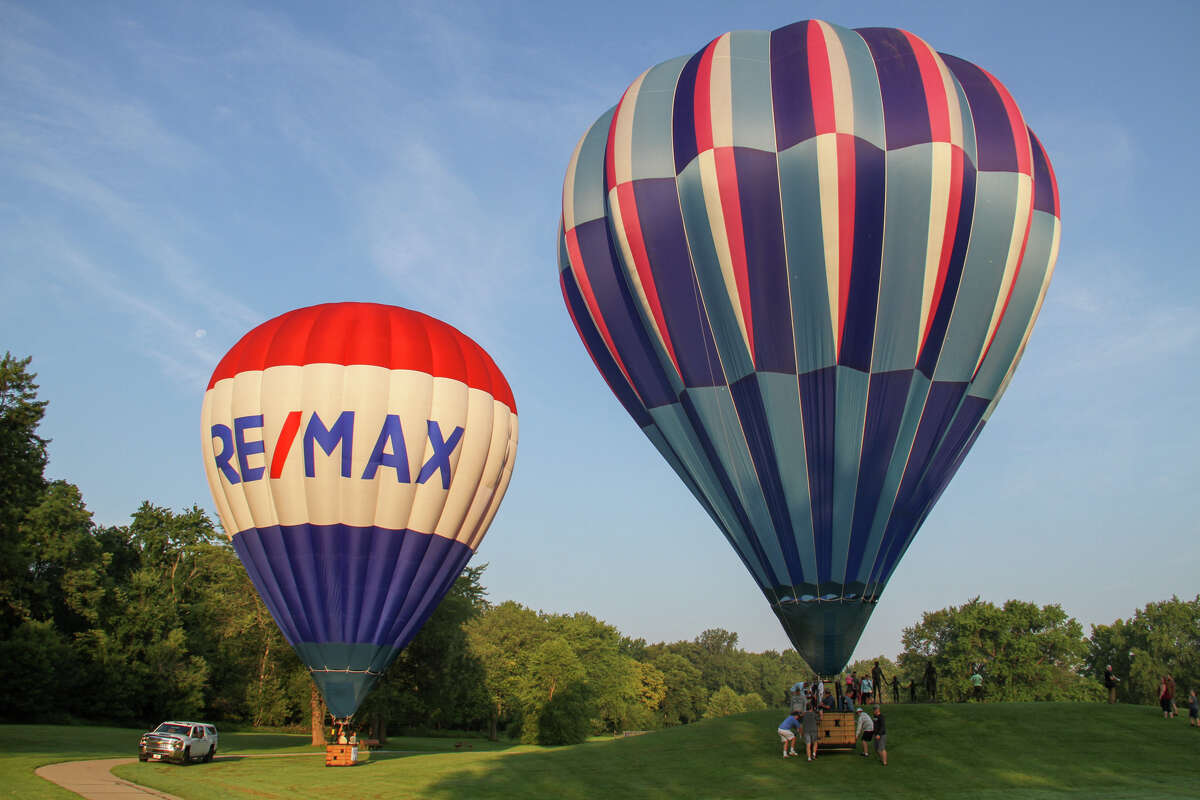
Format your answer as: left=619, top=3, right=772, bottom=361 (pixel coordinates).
left=2, top=352, right=1197, bottom=743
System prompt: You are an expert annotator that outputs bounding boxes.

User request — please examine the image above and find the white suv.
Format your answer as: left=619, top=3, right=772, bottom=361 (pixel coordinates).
left=138, top=721, right=219, bottom=764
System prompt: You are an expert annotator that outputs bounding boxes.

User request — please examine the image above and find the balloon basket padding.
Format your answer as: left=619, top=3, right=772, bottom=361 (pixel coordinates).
left=325, top=744, right=360, bottom=767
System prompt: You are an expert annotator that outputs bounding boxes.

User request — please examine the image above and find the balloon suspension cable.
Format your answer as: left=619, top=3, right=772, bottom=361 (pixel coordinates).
left=329, top=713, right=355, bottom=742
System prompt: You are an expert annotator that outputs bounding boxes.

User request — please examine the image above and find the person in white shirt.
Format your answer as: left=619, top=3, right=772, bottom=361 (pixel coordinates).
left=854, top=706, right=875, bottom=757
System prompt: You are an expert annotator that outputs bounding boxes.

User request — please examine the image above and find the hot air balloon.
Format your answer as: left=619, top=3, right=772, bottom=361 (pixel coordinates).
left=558, top=21, right=1059, bottom=674
left=201, top=303, right=518, bottom=720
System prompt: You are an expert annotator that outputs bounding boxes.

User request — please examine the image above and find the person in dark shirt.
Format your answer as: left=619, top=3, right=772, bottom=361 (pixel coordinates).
left=923, top=661, right=937, bottom=702
left=1188, top=689, right=1198, bottom=727
left=872, top=705, right=888, bottom=766
left=802, top=703, right=821, bottom=761
left=1103, top=665, right=1119, bottom=704
left=872, top=661, right=886, bottom=703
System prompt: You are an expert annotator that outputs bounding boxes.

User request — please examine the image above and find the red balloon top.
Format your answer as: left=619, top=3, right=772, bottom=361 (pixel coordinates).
left=207, top=302, right=515, bottom=412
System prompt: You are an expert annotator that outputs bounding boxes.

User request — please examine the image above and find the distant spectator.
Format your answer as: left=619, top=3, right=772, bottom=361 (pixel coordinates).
left=892, top=675, right=900, bottom=704
left=970, top=668, right=984, bottom=701
left=1165, top=675, right=1177, bottom=717
left=1188, top=690, right=1198, bottom=728
left=854, top=706, right=874, bottom=757
left=872, top=661, right=886, bottom=703
left=1103, top=665, right=1119, bottom=704
left=860, top=674, right=874, bottom=705
left=777, top=710, right=802, bottom=758
left=872, top=705, right=888, bottom=766
left=847, top=672, right=858, bottom=705
left=1159, top=676, right=1172, bottom=719
left=924, top=661, right=937, bottom=702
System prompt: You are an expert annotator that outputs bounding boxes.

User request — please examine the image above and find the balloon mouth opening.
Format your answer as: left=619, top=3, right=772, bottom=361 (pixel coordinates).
left=777, top=593, right=876, bottom=604
left=767, top=582, right=880, bottom=606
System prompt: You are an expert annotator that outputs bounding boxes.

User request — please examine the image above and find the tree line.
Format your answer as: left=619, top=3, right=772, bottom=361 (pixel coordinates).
left=2, top=353, right=1197, bottom=743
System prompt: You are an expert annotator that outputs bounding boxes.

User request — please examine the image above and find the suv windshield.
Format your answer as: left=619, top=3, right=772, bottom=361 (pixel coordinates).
left=154, top=724, right=191, bottom=736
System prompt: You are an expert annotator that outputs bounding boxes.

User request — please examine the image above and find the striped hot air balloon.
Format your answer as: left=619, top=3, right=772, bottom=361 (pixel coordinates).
left=201, top=303, right=518, bottom=719
left=558, top=20, right=1060, bottom=674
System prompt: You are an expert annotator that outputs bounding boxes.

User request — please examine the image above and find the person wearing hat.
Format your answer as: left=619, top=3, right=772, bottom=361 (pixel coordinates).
left=854, top=706, right=874, bottom=757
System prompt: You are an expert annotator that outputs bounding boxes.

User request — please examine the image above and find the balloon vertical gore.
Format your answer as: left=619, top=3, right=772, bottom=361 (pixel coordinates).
left=559, top=20, right=1059, bottom=673
left=201, top=303, right=518, bottom=718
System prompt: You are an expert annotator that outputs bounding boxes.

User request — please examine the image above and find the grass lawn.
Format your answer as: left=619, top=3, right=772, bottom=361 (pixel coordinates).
left=6, top=703, right=1199, bottom=799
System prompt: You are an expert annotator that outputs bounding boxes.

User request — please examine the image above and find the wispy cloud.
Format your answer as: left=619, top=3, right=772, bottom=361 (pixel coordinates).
left=0, top=3, right=262, bottom=384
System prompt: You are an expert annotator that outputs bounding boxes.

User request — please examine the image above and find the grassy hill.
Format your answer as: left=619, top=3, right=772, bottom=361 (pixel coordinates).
left=7, top=703, right=1199, bottom=799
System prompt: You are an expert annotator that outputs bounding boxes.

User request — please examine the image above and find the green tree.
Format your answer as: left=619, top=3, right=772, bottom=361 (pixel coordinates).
left=898, top=597, right=1100, bottom=702
left=0, top=353, right=49, bottom=635
left=651, top=652, right=706, bottom=726
left=703, top=685, right=744, bottom=718
left=1087, top=596, right=1200, bottom=705
left=464, top=600, right=545, bottom=738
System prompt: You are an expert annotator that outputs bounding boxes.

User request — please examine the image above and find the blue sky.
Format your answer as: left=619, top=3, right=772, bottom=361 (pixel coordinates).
left=3, top=0, right=1197, bottom=662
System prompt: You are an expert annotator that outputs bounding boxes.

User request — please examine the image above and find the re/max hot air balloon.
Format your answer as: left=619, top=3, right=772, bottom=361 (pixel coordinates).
left=558, top=21, right=1059, bottom=673
left=201, top=303, right=518, bottom=719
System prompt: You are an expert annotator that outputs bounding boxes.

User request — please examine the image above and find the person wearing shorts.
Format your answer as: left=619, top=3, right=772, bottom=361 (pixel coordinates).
left=854, top=706, right=874, bottom=757
left=802, top=703, right=821, bottom=761
left=1188, top=690, right=1198, bottom=727
left=778, top=711, right=801, bottom=757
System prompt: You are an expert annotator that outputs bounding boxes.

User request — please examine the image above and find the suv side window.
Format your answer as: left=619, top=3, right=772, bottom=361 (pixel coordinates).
left=191, top=727, right=201, bottom=738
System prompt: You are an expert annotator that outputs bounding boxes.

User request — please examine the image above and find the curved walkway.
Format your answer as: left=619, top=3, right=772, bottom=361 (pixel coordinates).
left=36, top=753, right=338, bottom=799
left=36, top=758, right=184, bottom=799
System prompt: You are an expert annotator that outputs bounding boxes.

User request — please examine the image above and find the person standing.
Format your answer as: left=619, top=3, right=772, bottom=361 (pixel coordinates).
left=892, top=675, right=901, bottom=704
left=1103, top=665, right=1119, bottom=704
left=872, top=705, right=888, bottom=766
left=1165, top=675, right=1177, bottom=717
left=1159, top=676, right=1172, bottom=719
left=854, top=706, right=874, bottom=757
left=778, top=710, right=802, bottom=758
left=923, top=661, right=937, bottom=702
left=872, top=661, right=886, bottom=703
left=1188, top=690, right=1198, bottom=728
left=802, top=702, right=821, bottom=762
left=860, top=673, right=874, bottom=705
left=970, top=667, right=984, bottom=701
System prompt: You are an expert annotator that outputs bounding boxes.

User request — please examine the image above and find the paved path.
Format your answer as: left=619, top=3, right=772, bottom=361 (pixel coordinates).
left=36, top=758, right=185, bottom=800
left=36, top=751, right=427, bottom=799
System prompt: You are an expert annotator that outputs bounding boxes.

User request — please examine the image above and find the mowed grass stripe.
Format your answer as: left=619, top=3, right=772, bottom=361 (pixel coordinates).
left=6, top=703, right=1198, bottom=799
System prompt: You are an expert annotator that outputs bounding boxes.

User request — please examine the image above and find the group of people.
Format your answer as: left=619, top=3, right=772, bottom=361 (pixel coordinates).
left=1157, top=673, right=1199, bottom=725
left=1106, top=665, right=1198, bottom=726
left=785, top=662, right=893, bottom=714
left=776, top=702, right=888, bottom=766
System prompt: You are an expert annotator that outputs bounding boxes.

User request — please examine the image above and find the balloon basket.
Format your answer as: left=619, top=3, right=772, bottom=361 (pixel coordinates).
left=325, top=744, right=360, bottom=767
left=817, top=711, right=857, bottom=749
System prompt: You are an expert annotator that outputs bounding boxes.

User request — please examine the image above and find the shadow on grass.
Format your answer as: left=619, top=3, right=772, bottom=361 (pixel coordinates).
left=413, top=704, right=1200, bottom=800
